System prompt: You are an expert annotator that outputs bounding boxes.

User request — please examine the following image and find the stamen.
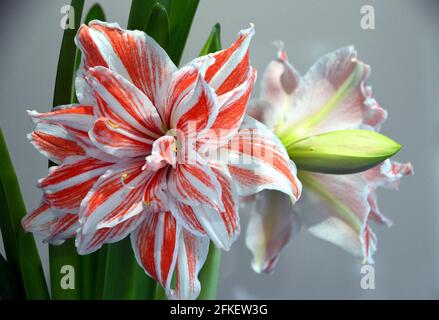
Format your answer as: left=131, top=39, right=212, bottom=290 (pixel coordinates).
left=120, top=173, right=137, bottom=190
left=107, top=119, right=120, bottom=128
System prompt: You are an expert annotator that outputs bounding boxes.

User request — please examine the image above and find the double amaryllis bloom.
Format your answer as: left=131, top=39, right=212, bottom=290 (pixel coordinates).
left=246, top=43, right=413, bottom=273
left=21, top=21, right=301, bottom=299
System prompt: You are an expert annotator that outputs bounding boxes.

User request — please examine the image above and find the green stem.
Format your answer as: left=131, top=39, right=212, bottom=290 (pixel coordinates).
left=102, top=238, right=156, bottom=299
left=197, top=242, right=222, bottom=300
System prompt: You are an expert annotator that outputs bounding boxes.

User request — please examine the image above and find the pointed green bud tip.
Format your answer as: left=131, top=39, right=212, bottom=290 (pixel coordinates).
left=287, top=129, right=402, bottom=174
left=199, top=23, right=222, bottom=56
left=145, top=3, right=170, bottom=52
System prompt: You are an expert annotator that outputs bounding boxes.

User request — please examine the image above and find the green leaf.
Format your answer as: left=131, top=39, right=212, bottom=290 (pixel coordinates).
left=50, top=0, right=85, bottom=300
left=0, top=254, right=21, bottom=299
left=144, top=3, right=170, bottom=52
left=0, top=129, right=49, bottom=299
left=168, top=0, right=199, bottom=65
left=199, top=23, right=221, bottom=56
left=286, top=129, right=402, bottom=174
left=127, top=0, right=159, bottom=31
left=53, top=0, right=85, bottom=107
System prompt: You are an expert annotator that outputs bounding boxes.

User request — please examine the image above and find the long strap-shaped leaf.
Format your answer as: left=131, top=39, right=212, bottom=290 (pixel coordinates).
left=127, top=0, right=199, bottom=65
left=0, top=129, right=49, bottom=299
left=49, top=0, right=84, bottom=300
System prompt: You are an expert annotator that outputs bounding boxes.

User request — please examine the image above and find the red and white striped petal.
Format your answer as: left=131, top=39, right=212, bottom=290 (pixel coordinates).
left=245, top=190, right=301, bottom=274
left=280, top=46, right=387, bottom=138
left=191, top=163, right=240, bottom=250
left=22, top=202, right=79, bottom=245
left=39, top=156, right=112, bottom=213
left=143, top=167, right=170, bottom=214
left=363, top=160, right=413, bottom=226
left=159, top=57, right=212, bottom=129
left=28, top=105, right=95, bottom=133
left=131, top=211, right=180, bottom=290
left=169, top=231, right=209, bottom=300
left=222, top=115, right=301, bottom=201
left=76, top=213, right=144, bottom=254
left=75, top=21, right=177, bottom=107
left=89, top=117, right=153, bottom=158
left=144, top=135, right=176, bottom=171
left=296, top=171, right=376, bottom=263
left=28, top=122, right=85, bottom=164
left=170, top=72, right=218, bottom=136
left=79, top=160, right=147, bottom=234
left=204, top=24, right=255, bottom=95
left=204, top=68, right=256, bottom=150
left=168, top=154, right=223, bottom=210
left=86, top=66, right=163, bottom=139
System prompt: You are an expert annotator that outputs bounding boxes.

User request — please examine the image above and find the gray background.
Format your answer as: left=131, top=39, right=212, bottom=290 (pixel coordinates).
left=0, top=0, right=437, bottom=299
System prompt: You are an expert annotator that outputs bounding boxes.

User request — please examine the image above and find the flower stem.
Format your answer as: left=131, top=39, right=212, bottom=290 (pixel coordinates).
left=197, top=242, right=222, bottom=300
left=102, top=238, right=156, bottom=299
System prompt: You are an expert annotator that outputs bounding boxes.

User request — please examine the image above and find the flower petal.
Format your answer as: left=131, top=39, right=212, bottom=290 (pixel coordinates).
left=22, top=202, right=79, bottom=245
left=131, top=211, right=180, bottom=289
left=363, top=160, right=414, bottom=226
left=39, top=156, right=112, bottom=213
left=280, top=46, right=387, bottom=138
left=78, top=160, right=147, bottom=234
left=89, top=117, right=154, bottom=158
left=168, top=154, right=222, bottom=211
left=204, top=68, right=256, bottom=150
left=205, top=24, right=254, bottom=95
left=296, top=171, right=376, bottom=263
left=28, top=122, right=85, bottom=164
left=28, top=105, right=95, bottom=133
left=169, top=231, right=209, bottom=300
left=86, top=66, right=163, bottom=139
left=223, top=115, right=301, bottom=200
left=75, top=21, right=177, bottom=106
left=77, top=213, right=144, bottom=254
left=245, top=190, right=300, bottom=274
left=143, top=167, right=170, bottom=214
left=191, top=163, right=240, bottom=250
left=144, top=136, right=176, bottom=171
left=170, top=71, right=218, bottom=136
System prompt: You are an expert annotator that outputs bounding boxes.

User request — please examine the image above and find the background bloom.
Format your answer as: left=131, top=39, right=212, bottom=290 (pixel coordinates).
left=247, top=43, right=413, bottom=273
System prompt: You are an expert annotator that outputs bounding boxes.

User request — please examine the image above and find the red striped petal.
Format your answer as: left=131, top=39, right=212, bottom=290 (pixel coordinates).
left=191, top=163, right=240, bottom=250
left=79, top=160, right=147, bottom=233
left=76, top=21, right=176, bottom=107
left=89, top=117, right=153, bottom=158
left=28, top=122, right=85, bottom=164
left=22, top=202, right=79, bottom=245
left=170, top=72, right=218, bottom=136
left=86, top=66, right=163, bottom=139
left=38, top=156, right=112, bottom=213
left=170, top=231, right=209, bottom=300
left=131, top=211, right=180, bottom=289
left=223, top=116, right=301, bottom=200
left=77, top=213, right=144, bottom=254
left=204, top=25, right=254, bottom=95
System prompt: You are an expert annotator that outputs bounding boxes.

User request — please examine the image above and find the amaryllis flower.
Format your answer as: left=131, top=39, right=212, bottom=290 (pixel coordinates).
left=246, top=43, right=413, bottom=273
left=21, top=21, right=301, bottom=299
